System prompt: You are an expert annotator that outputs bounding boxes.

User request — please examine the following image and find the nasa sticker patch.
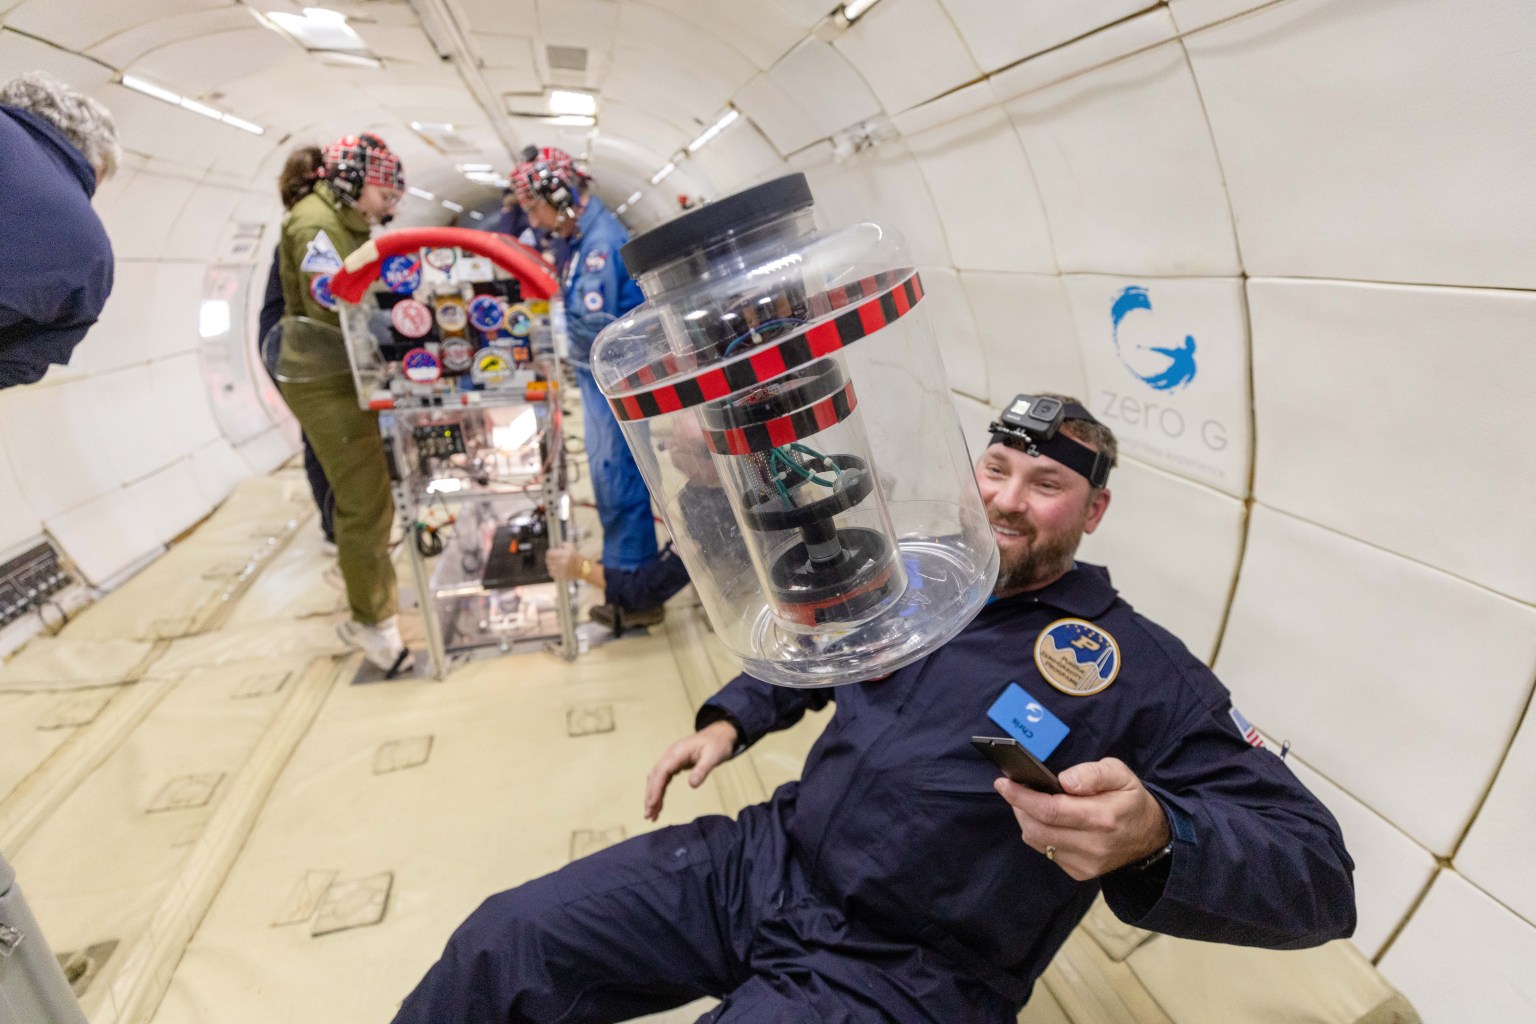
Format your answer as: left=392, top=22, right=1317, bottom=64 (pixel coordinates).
left=380, top=254, right=423, bottom=295
left=390, top=299, right=434, bottom=339
left=468, top=295, right=505, bottom=333
left=1033, top=618, right=1120, bottom=697
left=308, top=273, right=337, bottom=310
left=401, top=347, right=442, bottom=383
left=440, top=336, right=475, bottom=373
left=584, top=249, right=607, bottom=274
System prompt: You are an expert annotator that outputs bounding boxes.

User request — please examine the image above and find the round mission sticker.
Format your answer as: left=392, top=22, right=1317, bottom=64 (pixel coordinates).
left=308, top=273, right=337, bottom=310
left=467, top=295, right=505, bottom=332
left=471, top=350, right=511, bottom=386
left=380, top=255, right=422, bottom=294
left=390, top=299, right=433, bottom=339
left=435, top=300, right=468, bottom=333
left=505, top=304, right=533, bottom=339
left=440, top=336, right=475, bottom=373
left=424, top=247, right=457, bottom=272
left=1033, top=618, right=1120, bottom=696
left=401, top=347, right=442, bottom=383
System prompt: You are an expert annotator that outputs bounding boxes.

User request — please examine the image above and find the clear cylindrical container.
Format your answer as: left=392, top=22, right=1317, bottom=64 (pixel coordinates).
left=592, top=174, right=997, bottom=687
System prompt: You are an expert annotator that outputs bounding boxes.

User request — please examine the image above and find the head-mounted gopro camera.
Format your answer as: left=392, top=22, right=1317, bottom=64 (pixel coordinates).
left=988, top=394, right=1112, bottom=488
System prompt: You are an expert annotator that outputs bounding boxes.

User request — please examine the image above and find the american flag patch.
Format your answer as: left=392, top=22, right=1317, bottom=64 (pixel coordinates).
left=1229, top=707, right=1265, bottom=749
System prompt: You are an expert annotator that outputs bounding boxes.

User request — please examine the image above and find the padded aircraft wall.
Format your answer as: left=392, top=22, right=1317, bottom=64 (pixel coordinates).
left=1, top=1, right=1533, bottom=1018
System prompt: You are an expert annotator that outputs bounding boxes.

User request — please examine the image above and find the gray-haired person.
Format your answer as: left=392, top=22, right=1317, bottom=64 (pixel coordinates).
left=0, top=70, right=120, bottom=387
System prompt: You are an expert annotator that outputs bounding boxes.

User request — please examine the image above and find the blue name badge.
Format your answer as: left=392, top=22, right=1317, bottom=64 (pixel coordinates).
left=987, top=683, right=1070, bottom=762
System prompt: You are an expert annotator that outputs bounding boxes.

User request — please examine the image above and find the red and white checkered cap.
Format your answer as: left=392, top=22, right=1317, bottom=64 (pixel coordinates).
left=322, top=133, right=405, bottom=199
left=509, top=146, right=584, bottom=207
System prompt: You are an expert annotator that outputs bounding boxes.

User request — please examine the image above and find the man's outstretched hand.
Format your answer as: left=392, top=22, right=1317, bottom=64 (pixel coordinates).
left=643, top=720, right=739, bottom=821
left=993, top=757, right=1171, bottom=881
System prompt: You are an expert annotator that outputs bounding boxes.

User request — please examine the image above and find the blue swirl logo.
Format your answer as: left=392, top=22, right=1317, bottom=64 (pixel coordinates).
left=1110, top=286, right=1197, bottom=392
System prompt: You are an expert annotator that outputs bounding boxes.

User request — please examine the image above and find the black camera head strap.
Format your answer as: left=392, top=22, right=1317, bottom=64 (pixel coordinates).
left=987, top=394, right=1112, bottom=488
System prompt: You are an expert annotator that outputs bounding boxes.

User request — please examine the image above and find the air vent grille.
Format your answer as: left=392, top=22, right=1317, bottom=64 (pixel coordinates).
left=546, top=45, right=587, bottom=71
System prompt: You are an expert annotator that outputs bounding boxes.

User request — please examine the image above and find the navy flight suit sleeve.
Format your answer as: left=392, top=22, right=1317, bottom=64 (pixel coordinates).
left=1101, top=696, right=1358, bottom=950
left=697, top=673, right=834, bottom=749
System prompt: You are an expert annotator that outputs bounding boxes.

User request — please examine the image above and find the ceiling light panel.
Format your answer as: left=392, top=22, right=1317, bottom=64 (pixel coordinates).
left=265, top=8, right=370, bottom=51
left=548, top=89, right=597, bottom=116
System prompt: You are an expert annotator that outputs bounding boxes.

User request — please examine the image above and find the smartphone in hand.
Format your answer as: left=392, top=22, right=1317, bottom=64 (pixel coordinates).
left=971, top=736, right=1063, bottom=795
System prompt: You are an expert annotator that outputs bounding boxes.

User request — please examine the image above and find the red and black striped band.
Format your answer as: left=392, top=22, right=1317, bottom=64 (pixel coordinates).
left=607, top=269, right=923, bottom=423
left=704, top=380, right=859, bottom=455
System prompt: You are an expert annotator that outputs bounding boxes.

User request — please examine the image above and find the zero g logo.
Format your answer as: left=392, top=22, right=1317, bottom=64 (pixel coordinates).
left=1111, top=286, right=1197, bottom=393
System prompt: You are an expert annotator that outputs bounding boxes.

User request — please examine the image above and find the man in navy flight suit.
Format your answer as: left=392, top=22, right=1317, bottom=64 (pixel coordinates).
left=510, top=148, right=660, bottom=621
left=392, top=393, right=1356, bottom=1023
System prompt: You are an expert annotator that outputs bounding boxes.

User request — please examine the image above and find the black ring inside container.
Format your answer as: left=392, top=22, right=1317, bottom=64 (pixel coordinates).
left=768, top=527, right=899, bottom=625
left=737, top=453, right=871, bottom=533
left=699, top=358, right=844, bottom=431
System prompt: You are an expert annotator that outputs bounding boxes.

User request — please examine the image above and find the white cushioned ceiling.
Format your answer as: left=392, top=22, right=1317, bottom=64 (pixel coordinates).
left=1184, top=0, right=1536, bottom=289
left=990, top=7, right=1175, bottom=101
left=754, top=38, right=886, bottom=155
left=893, top=81, right=1057, bottom=275
left=1215, top=505, right=1536, bottom=856
left=798, top=144, right=952, bottom=268
left=2, top=0, right=218, bottom=51
left=1166, top=0, right=1276, bottom=34
left=832, top=0, right=979, bottom=116
left=1074, top=458, right=1243, bottom=665
left=1000, top=36, right=1241, bottom=276
left=95, top=164, right=201, bottom=260
left=1378, top=871, right=1536, bottom=1022
left=1456, top=696, right=1536, bottom=928
left=960, top=271, right=1085, bottom=407
left=938, top=0, right=1160, bottom=75
left=1063, top=274, right=1251, bottom=497
left=1279, top=749, right=1438, bottom=960
left=1248, top=278, right=1536, bottom=605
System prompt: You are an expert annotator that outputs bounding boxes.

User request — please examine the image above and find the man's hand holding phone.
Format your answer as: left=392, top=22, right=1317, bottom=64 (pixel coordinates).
left=643, top=719, right=739, bottom=821
left=977, top=742, right=1171, bottom=881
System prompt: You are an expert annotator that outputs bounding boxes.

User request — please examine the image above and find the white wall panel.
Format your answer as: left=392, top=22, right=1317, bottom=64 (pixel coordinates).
left=237, top=428, right=298, bottom=476
left=152, top=353, right=223, bottom=454
left=0, top=436, right=42, bottom=556
left=832, top=0, right=979, bottom=116
left=799, top=143, right=952, bottom=268
left=915, top=267, right=985, bottom=402
left=727, top=74, right=816, bottom=157
left=163, top=182, right=250, bottom=264
left=1064, top=275, right=1250, bottom=496
left=960, top=271, right=1084, bottom=407
left=1458, top=697, right=1536, bottom=928
left=1281, top=751, right=1438, bottom=960
left=1001, top=40, right=1239, bottom=276
left=128, top=459, right=209, bottom=545
left=769, top=38, right=886, bottom=150
left=894, top=82, right=1056, bottom=274
left=1076, top=458, right=1242, bottom=664
left=1216, top=506, right=1536, bottom=856
left=1248, top=279, right=1536, bottom=605
left=45, top=487, right=164, bottom=586
left=1379, top=871, right=1536, bottom=1022
left=1185, top=0, right=1536, bottom=289
left=684, top=121, right=789, bottom=199
left=0, top=378, right=121, bottom=519
left=189, top=439, right=250, bottom=508
left=990, top=8, right=1175, bottom=101
left=93, top=165, right=197, bottom=261
left=950, top=391, right=995, bottom=462
left=1167, top=0, right=1277, bottom=34
left=639, top=0, right=805, bottom=71
left=87, top=366, right=182, bottom=486
left=939, top=0, right=1159, bottom=74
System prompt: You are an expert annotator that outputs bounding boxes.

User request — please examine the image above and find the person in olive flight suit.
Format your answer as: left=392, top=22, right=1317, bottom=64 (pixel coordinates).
left=275, top=133, right=410, bottom=674
left=391, top=393, right=1356, bottom=1024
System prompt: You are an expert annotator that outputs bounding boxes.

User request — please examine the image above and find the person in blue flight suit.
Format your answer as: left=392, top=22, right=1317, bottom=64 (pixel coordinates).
left=0, top=71, right=119, bottom=389
left=510, top=147, right=660, bottom=620
left=390, top=392, right=1356, bottom=1024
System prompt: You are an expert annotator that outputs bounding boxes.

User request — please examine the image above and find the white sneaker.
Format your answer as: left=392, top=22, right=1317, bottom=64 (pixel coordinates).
left=337, top=616, right=415, bottom=675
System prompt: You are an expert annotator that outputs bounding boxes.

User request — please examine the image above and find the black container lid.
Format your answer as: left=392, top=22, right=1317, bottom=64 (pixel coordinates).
left=620, top=173, right=814, bottom=278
